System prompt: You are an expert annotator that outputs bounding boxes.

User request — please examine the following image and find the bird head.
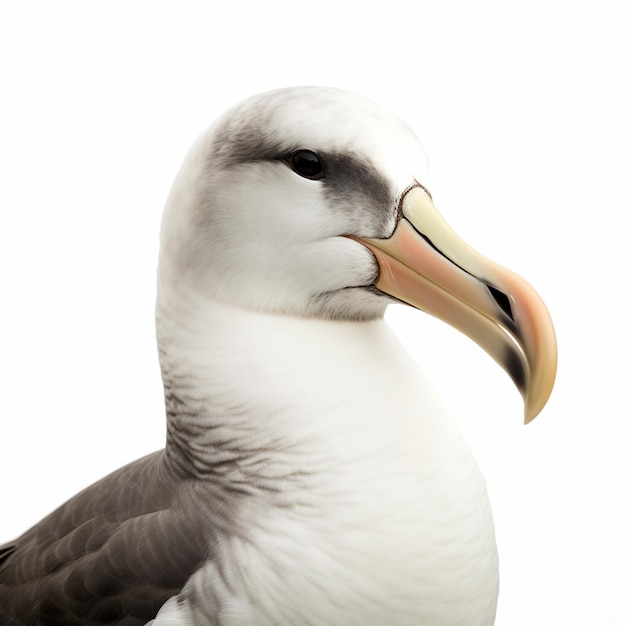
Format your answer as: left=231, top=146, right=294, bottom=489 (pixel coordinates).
left=158, top=86, right=557, bottom=422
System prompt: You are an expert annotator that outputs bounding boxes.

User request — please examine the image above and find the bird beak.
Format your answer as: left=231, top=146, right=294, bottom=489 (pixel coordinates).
left=356, top=185, right=557, bottom=423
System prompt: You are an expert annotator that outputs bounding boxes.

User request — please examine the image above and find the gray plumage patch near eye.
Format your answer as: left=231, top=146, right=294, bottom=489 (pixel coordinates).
left=319, top=151, right=395, bottom=237
left=212, top=117, right=396, bottom=240
left=210, top=101, right=290, bottom=167
left=209, top=100, right=395, bottom=238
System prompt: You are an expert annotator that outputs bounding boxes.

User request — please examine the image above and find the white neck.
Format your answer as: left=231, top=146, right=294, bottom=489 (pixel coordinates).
left=155, top=281, right=498, bottom=625
left=156, top=279, right=456, bottom=483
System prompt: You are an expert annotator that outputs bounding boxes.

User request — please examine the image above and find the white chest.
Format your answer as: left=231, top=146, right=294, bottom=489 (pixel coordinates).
left=165, top=446, right=498, bottom=625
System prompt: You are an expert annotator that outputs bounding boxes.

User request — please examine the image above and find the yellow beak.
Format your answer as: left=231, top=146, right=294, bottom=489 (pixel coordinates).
left=356, top=186, right=557, bottom=423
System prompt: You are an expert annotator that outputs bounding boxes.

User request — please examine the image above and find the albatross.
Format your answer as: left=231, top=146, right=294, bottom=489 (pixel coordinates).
left=0, top=87, right=557, bottom=625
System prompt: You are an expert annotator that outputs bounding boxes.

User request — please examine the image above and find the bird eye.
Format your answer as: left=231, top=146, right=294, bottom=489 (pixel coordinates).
left=287, top=150, right=325, bottom=180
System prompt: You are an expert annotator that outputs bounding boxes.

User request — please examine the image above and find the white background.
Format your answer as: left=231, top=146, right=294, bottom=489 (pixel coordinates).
left=1, top=2, right=624, bottom=624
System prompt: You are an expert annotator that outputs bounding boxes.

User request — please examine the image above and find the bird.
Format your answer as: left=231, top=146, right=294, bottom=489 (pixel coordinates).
left=0, top=86, right=557, bottom=625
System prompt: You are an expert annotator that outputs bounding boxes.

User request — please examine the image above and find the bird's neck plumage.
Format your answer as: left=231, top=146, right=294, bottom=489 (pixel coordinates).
left=155, top=280, right=498, bottom=625
left=157, top=278, right=453, bottom=482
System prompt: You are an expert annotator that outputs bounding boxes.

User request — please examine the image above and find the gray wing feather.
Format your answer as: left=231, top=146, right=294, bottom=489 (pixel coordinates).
left=0, top=451, right=211, bottom=625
